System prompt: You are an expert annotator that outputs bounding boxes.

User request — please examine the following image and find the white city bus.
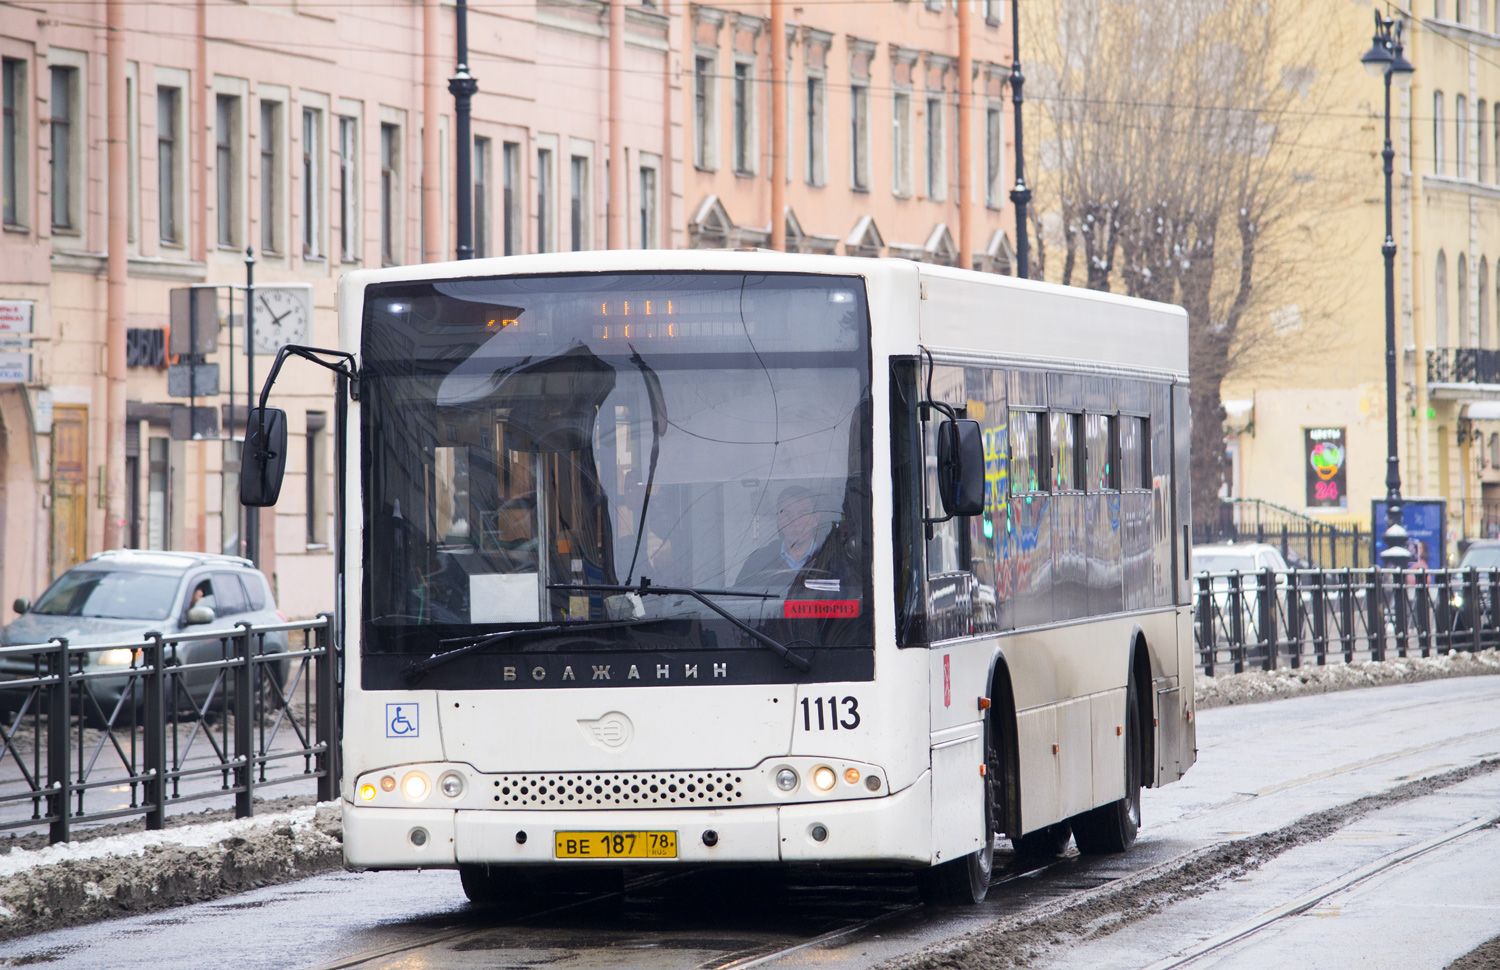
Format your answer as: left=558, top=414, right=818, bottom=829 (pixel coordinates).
left=323, top=250, right=1194, bottom=905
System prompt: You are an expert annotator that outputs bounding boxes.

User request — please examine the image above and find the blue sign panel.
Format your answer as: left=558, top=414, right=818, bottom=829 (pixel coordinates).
left=1372, top=498, right=1446, bottom=568
left=386, top=703, right=419, bottom=738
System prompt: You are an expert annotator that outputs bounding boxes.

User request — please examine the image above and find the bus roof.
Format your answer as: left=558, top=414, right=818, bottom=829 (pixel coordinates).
left=338, top=250, right=1189, bottom=380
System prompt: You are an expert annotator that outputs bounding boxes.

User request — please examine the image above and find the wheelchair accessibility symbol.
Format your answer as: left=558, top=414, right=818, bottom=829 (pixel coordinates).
left=386, top=704, right=419, bottom=738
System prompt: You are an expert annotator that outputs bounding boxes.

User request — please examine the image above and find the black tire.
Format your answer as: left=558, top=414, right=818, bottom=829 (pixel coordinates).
left=460, top=863, right=525, bottom=906
left=916, top=844, right=992, bottom=906
left=1073, top=666, right=1143, bottom=855
left=1012, top=820, right=1072, bottom=859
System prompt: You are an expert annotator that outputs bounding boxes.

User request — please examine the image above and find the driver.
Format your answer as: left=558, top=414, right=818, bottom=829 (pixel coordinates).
left=735, top=487, right=820, bottom=591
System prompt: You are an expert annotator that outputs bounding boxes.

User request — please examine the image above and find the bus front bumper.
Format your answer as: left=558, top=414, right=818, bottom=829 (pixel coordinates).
left=343, top=772, right=932, bottom=869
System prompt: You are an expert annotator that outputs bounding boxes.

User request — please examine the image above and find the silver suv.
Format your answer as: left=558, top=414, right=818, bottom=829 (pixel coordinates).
left=1, top=550, right=289, bottom=720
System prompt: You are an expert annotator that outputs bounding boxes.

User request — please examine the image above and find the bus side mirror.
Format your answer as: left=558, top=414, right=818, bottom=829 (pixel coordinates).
left=240, top=407, right=288, bottom=507
left=937, top=419, right=986, bottom=517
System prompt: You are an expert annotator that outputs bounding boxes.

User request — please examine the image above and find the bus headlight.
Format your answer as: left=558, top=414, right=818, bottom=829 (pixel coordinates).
left=775, top=767, right=799, bottom=791
left=439, top=772, right=465, bottom=798
left=812, top=766, right=837, bottom=792
left=401, top=771, right=430, bottom=801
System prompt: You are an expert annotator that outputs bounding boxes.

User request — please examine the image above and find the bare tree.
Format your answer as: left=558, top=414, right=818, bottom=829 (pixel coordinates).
left=1030, top=0, right=1358, bottom=520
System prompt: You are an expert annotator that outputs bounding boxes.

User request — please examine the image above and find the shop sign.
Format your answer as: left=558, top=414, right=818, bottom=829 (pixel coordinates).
left=1305, top=427, right=1347, bottom=508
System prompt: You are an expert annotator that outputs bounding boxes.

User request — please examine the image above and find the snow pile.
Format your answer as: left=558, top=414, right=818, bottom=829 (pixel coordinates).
left=0, top=802, right=343, bottom=940
left=1195, top=648, right=1500, bottom=709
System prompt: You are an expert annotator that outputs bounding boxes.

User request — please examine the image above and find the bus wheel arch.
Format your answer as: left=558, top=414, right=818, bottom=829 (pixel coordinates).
left=986, top=653, right=1022, bottom=840
left=1131, top=630, right=1155, bottom=790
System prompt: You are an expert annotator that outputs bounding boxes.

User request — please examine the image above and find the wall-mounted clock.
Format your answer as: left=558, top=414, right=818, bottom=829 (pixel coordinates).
left=249, top=284, right=314, bottom=355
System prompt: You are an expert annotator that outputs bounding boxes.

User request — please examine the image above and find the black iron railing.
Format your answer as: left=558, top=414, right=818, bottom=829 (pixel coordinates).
left=0, top=615, right=339, bottom=844
left=1194, top=567, right=1500, bottom=676
left=1196, top=498, right=1369, bottom=568
left=1427, top=347, right=1500, bottom=385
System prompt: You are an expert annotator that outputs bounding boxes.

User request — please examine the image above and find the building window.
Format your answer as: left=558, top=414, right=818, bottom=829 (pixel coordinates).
left=986, top=105, right=1003, bottom=206
left=537, top=146, right=553, bottom=253
left=49, top=65, right=78, bottom=231
left=850, top=83, right=869, bottom=190
left=157, top=87, right=182, bottom=245
left=473, top=137, right=491, bottom=258
left=1436, top=250, right=1449, bottom=348
left=148, top=437, right=170, bottom=551
left=1434, top=92, right=1445, bottom=176
left=892, top=91, right=911, bottom=197
left=216, top=95, right=240, bottom=248
left=982, top=0, right=999, bottom=24
left=1457, top=95, right=1469, bottom=179
left=733, top=61, right=754, bottom=175
left=380, top=121, right=398, bottom=265
left=337, top=115, right=358, bottom=261
left=569, top=154, right=589, bottom=251
left=301, top=107, right=323, bottom=258
left=926, top=96, right=945, bottom=200
left=126, top=70, right=138, bottom=244
left=3, top=58, right=26, bottom=228
left=1460, top=253, right=1471, bottom=346
left=260, top=100, right=282, bottom=253
left=1481, top=257, right=1491, bottom=349
left=1494, top=103, right=1500, bottom=185
left=306, top=412, right=327, bottom=546
left=1481, top=99, right=1490, bottom=184
left=806, top=74, right=825, bottom=185
left=639, top=160, right=658, bottom=248
left=502, top=141, right=520, bottom=255
left=694, top=56, right=716, bottom=170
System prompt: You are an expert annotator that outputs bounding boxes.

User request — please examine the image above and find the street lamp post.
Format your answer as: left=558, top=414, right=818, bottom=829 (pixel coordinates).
left=1008, top=0, right=1031, bottom=280
left=1360, top=13, right=1414, bottom=568
left=450, top=0, right=478, bottom=260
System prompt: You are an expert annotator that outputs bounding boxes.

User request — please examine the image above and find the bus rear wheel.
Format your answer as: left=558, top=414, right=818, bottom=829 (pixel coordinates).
left=1072, top=668, right=1143, bottom=854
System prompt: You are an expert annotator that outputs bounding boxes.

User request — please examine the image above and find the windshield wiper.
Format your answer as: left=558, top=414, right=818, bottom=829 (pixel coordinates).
left=401, top=618, right=662, bottom=684
left=548, top=579, right=812, bottom=672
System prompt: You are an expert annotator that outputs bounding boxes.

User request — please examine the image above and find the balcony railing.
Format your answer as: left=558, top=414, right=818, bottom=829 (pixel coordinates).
left=1426, top=347, right=1500, bottom=385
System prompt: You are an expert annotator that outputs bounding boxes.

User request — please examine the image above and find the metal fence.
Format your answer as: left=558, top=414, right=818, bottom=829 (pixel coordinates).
left=0, top=616, right=339, bottom=844
left=1196, top=497, right=1369, bottom=568
left=1195, top=567, right=1500, bottom=676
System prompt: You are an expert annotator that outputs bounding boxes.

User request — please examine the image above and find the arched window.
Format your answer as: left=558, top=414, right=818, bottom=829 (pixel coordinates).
left=1458, top=0, right=1467, bottom=22
left=1435, top=92, right=1446, bottom=175
left=1481, top=257, right=1492, bottom=349
left=1437, top=250, right=1450, bottom=348
left=1460, top=253, right=1471, bottom=345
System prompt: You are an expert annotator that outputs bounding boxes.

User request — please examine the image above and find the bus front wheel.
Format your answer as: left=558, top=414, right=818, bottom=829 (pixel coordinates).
left=916, top=841, right=992, bottom=906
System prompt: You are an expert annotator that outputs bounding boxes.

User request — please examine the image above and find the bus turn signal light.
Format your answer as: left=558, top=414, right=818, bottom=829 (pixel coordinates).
left=844, top=768, right=860, bottom=785
left=359, top=784, right=376, bottom=801
left=978, top=697, right=991, bottom=710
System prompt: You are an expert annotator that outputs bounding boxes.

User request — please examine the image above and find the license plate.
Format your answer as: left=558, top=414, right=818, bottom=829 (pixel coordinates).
left=554, top=830, right=678, bottom=859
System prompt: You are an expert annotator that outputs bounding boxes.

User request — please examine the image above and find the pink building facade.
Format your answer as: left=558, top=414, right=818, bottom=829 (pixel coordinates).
left=0, top=0, right=1016, bottom=617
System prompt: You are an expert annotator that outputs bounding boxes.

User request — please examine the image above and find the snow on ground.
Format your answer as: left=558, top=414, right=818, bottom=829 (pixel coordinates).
left=0, top=651, right=1497, bottom=940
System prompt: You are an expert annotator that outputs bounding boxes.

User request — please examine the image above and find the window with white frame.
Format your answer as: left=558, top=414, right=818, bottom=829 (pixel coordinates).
left=639, top=155, right=659, bottom=248
left=694, top=56, right=717, bottom=170
left=502, top=140, right=520, bottom=255
left=49, top=64, right=80, bottom=232
left=1436, top=250, right=1449, bottom=348
left=473, top=136, right=491, bottom=258
left=126, top=65, right=138, bottom=245
left=216, top=94, right=242, bottom=248
left=986, top=104, right=1003, bottom=206
left=337, top=114, right=358, bottom=261
left=806, top=73, right=826, bottom=185
left=1434, top=92, right=1445, bottom=175
left=260, top=100, right=283, bottom=253
left=982, top=0, right=999, bottom=25
left=733, top=61, right=755, bottom=175
left=569, top=153, right=589, bottom=251
left=1481, top=99, right=1490, bottom=184
left=926, top=95, right=945, bottom=200
left=892, top=90, right=912, bottom=197
left=850, top=83, right=870, bottom=190
left=379, top=120, right=399, bottom=265
left=301, top=106, right=323, bottom=258
left=3, top=57, right=28, bottom=229
left=1460, top=253, right=1471, bottom=346
left=1457, top=95, right=1469, bottom=179
left=537, top=145, right=554, bottom=253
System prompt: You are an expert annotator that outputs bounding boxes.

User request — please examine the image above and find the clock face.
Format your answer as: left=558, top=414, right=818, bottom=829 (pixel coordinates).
left=251, top=286, right=313, bottom=355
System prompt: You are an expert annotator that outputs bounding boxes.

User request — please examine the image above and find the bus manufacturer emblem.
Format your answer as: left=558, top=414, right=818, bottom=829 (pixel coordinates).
left=579, top=712, right=634, bottom=750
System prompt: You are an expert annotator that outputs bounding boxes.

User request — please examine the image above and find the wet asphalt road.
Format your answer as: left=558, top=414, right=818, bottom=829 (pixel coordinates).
left=1, top=675, right=1498, bottom=970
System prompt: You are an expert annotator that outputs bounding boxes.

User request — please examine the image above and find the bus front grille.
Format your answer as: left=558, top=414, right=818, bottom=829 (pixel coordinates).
left=488, top=771, right=748, bottom=808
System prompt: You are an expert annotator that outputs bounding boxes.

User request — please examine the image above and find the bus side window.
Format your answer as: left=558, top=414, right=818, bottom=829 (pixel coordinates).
left=890, top=358, right=927, bottom=646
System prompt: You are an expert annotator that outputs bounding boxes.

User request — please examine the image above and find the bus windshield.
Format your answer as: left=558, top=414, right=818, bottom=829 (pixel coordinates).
left=360, top=272, right=873, bottom=664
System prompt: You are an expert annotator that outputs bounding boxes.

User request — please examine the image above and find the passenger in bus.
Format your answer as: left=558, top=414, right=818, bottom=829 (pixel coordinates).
left=736, top=487, right=820, bottom=591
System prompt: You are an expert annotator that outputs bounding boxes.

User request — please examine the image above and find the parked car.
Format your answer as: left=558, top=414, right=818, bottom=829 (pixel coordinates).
left=0, top=551, right=289, bottom=723
left=1450, top=540, right=1500, bottom=636
left=1191, top=543, right=1297, bottom=653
